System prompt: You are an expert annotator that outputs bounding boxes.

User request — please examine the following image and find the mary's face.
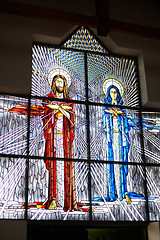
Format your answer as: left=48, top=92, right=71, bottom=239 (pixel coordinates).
left=110, top=88, right=117, bottom=100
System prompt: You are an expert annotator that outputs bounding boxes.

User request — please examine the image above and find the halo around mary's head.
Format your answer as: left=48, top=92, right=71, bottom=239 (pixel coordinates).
left=102, top=78, right=124, bottom=97
left=48, top=69, right=72, bottom=87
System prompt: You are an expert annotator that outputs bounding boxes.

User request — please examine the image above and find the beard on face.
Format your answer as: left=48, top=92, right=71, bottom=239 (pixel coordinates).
left=56, top=86, right=64, bottom=93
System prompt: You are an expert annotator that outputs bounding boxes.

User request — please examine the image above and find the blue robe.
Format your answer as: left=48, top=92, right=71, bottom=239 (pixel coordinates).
left=102, top=106, right=130, bottom=201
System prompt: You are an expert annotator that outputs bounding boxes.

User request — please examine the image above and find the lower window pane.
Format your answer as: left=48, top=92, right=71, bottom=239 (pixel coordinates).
left=146, top=166, right=160, bottom=221
left=0, top=157, right=26, bottom=219
left=91, top=163, right=146, bottom=221
left=28, top=159, right=90, bottom=221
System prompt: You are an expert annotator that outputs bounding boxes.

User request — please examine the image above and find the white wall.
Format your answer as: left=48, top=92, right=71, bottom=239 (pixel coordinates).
left=148, top=222, right=160, bottom=240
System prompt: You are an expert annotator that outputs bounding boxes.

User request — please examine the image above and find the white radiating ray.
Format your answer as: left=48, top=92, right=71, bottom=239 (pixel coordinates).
left=76, top=167, right=88, bottom=197
left=63, top=209, right=70, bottom=220
left=0, top=130, right=27, bottom=153
left=75, top=162, right=88, bottom=182
left=134, top=143, right=160, bottom=164
left=76, top=125, right=104, bottom=160
left=143, top=129, right=160, bottom=150
left=90, top=127, right=105, bottom=158
left=0, top=122, right=27, bottom=142
left=0, top=159, right=25, bottom=200
left=0, top=97, right=28, bottom=103
left=116, top=199, right=133, bottom=221
left=74, top=130, right=87, bottom=159
left=88, top=56, right=120, bottom=85
left=0, top=162, right=26, bottom=217
left=28, top=114, right=55, bottom=154
left=0, top=158, right=25, bottom=198
left=0, top=116, right=43, bottom=154
left=88, top=57, right=121, bottom=91
left=91, top=163, right=107, bottom=196
left=31, top=209, right=43, bottom=220
left=155, top=203, right=160, bottom=213
left=0, top=140, right=27, bottom=154
left=131, top=203, right=145, bottom=221
left=0, top=158, right=22, bottom=189
left=122, top=199, right=144, bottom=221
left=91, top=167, right=116, bottom=221
left=37, top=210, right=46, bottom=220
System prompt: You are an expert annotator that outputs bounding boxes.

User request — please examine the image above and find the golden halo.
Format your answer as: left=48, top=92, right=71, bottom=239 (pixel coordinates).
left=102, top=78, right=124, bottom=96
left=48, top=69, right=72, bottom=87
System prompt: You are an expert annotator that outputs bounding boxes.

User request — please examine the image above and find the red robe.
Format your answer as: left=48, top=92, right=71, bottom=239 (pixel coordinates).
left=43, top=94, right=77, bottom=210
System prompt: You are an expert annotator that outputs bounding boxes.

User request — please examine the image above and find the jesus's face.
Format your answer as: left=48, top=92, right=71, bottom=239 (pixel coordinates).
left=55, top=77, right=64, bottom=93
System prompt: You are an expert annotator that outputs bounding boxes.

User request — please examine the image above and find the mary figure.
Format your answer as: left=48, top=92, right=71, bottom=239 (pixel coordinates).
left=102, top=81, right=130, bottom=201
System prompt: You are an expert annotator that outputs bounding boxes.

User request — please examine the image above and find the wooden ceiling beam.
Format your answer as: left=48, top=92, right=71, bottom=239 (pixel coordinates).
left=95, top=0, right=110, bottom=36
left=0, top=1, right=160, bottom=40
left=0, top=1, right=98, bottom=27
left=111, top=20, right=160, bottom=40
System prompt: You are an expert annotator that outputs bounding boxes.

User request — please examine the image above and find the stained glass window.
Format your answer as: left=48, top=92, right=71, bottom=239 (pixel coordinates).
left=0, top=26, right=160, bottom=223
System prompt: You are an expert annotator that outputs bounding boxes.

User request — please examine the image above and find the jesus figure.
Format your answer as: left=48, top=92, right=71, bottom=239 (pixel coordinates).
left=43, top=74, right=78, bottom=211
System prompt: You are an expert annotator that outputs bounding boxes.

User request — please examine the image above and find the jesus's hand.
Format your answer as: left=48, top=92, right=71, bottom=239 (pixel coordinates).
left=61, top=105, right=72, bottom=110
left=46, top=103, right=60, bottom=110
